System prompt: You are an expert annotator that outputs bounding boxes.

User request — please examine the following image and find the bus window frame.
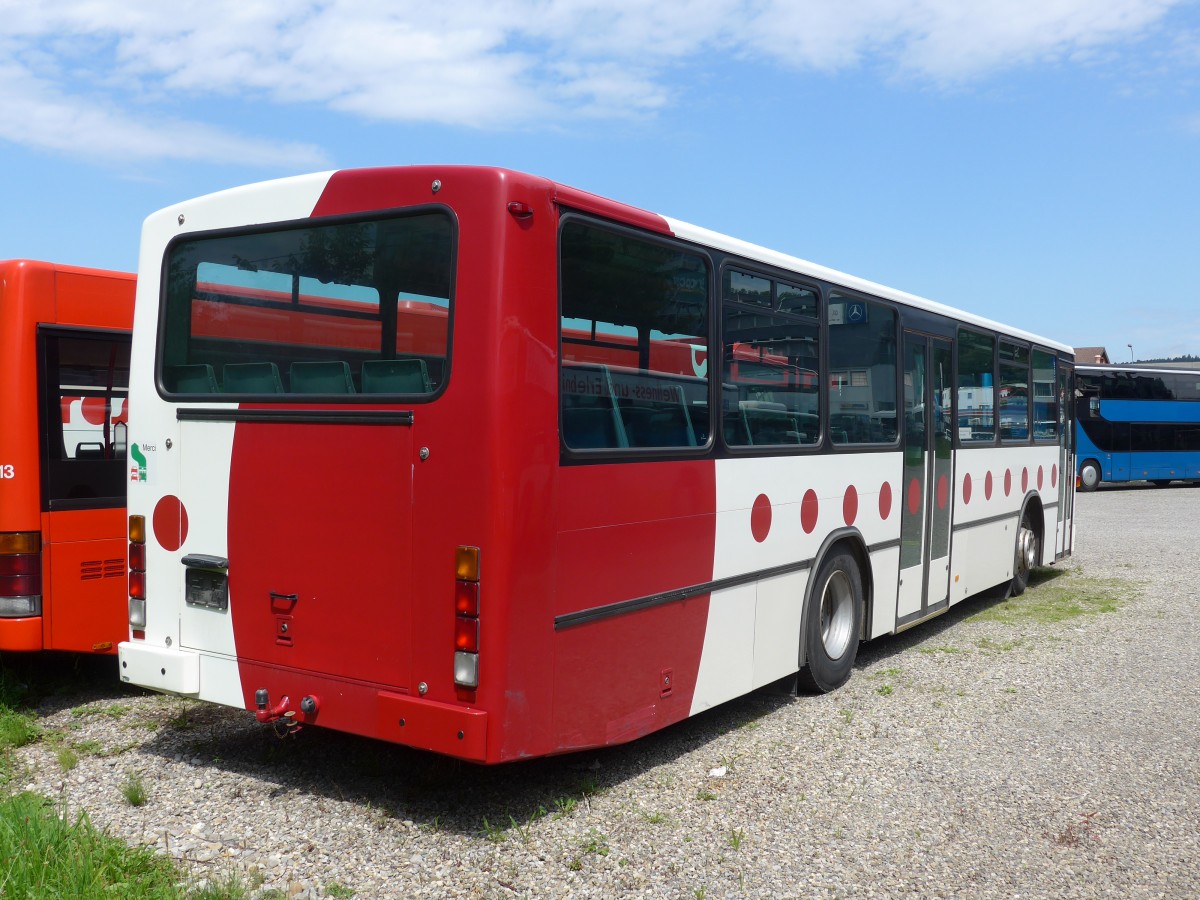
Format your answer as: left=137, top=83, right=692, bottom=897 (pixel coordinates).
left=35, top=324, right=132, bottom=513
left=154, top=205, right=458, bottom=404
left=557, top=214, right=715, bottom=462
left=717, top=259, right=823, bottom=455
left=826, top=288, right=901, bottom=452
left=954, top=326, right=999, bottom=449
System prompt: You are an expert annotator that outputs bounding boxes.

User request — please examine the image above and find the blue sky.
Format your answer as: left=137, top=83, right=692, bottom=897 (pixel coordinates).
left=2, top=0, right=1198, bottom=361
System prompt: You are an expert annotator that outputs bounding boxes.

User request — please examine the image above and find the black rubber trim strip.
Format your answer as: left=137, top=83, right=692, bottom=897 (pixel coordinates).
left=177, top=408, right=413, bottom=425
left=555, top=538, right=901, bottom=630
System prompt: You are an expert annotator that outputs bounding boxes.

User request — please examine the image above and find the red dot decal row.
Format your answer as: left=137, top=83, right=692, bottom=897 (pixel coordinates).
left=746, top=462, right=1059, bottom=541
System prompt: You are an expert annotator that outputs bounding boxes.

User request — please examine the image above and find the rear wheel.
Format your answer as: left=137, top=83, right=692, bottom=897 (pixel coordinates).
left=798, top=549, right=862, bottom=693
left=1009, top=510, right=1037, bottom=597
left=1078, top=460, right=1101, bottom=492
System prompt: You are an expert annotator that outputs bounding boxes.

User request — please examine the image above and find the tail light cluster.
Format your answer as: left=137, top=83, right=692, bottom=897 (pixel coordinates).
left=128, top=515, right=146, bottom=634
left=453, top=545, right=480, bottom=689
left=0, top=532, right=42, bottom=617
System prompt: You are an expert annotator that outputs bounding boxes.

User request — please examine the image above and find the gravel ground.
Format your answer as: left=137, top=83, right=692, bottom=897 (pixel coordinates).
left=9, top=484, right=1200, bottom=898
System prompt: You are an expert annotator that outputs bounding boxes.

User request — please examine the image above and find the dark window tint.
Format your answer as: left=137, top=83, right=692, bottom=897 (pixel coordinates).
left=1032, top=350, right=1058, bottom=441
left=828, top=294, right=897, bottom=445
left=560, top=221, right=709, bottom=450
left=722, top=268, right=819, bottom=447
left=999, top=342, right=1030, bottom=442
left=39, top=330, right=131, bottom=509
left=162, top=212, right=453, bottom=397
left=957, top=330, right=995, bottom=443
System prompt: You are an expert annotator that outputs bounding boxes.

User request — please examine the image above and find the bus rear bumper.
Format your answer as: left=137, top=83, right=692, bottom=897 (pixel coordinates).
left=0, top=616, right=43, bottom=651
left=117, top=641, right=200, bottom=695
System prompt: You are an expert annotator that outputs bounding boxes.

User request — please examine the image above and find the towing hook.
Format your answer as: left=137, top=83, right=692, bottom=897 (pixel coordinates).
left=254, top=691, right=292, bottom=723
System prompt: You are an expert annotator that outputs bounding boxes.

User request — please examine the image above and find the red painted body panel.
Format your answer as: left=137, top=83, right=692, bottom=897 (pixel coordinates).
left=552, top=460, right=715, bottom=750
left=42, top=508, right=127, bottom=653
left=226, top=418, right=414, bottom=691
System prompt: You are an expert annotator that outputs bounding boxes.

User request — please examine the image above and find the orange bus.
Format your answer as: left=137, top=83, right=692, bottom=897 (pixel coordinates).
left=0, top=260, right=135, bottom=653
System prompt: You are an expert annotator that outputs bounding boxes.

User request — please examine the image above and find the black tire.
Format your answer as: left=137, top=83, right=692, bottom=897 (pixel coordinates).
left=1009, top=509, right=1037, bottom=597
left=1077, top=460, right=1101, bottom=492
left=797, top=549, right=863, bottom=694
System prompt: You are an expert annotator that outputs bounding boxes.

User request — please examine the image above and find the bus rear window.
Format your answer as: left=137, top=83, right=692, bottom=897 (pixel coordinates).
left=161, top=212, right=454, bottom=397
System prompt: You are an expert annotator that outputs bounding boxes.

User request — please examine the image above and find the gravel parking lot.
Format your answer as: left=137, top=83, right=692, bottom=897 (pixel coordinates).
left=10, top=484, right=1200, bottom=898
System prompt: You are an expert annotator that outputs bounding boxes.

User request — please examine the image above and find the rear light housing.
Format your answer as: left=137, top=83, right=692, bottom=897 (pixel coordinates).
left=454, top=545, right=480, bottom=689
left=128, top=516, right=146, bottom=632
left=0, top=532, right=42, bottom=618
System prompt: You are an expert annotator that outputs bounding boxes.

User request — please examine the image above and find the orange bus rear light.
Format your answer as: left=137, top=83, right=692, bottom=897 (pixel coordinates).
left=455, top=615, right=479, bottom=653
left=0, top=532, right=40, bottom=555
left=128, top=515, right=145, bottom=544
left=455, top=546, right=480, bottom=582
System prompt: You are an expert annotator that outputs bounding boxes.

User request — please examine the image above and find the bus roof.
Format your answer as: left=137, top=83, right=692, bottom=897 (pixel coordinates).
left=150, top=166, right=1074, bottom=357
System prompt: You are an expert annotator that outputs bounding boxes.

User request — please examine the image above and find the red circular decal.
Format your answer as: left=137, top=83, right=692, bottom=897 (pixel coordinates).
left=878, top=481, right=893, bottom=520
left=1004, top=469, right=1012, bottom=496
left=800, top=489, right=819, bottom=534
left=1051, top=464, right=1058, bottom=488
left=751, top=493, right=772, bottom=543
left=1037, top=466, right=1044, bottom=490
left=985, top=471, right=993, bottom=500
left=1022, top=467, right=1029, bottom=493
left=962, top=473, right=973, bottom=505
left=936, top=475, right=949, bottom=510
left=843, top=485, right=858, bottom=526
left=153, top=495, right=189, bottom=552
left=81, top=396, right=108, bottom=426
left=907, top=477, right=922, bottom=515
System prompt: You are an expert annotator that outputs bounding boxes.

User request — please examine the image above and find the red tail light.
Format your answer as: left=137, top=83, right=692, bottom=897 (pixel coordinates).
left=128, top=516, right=146, bottom=631
left=454, top=545, right=480, bottom=689
left=0, top=532, right=42, bottom=616
left=455, top=615, right=479, bottom=652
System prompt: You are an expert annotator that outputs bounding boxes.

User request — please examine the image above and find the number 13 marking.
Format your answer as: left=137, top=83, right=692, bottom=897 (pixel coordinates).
left=0, top=464, right=15, bottom=479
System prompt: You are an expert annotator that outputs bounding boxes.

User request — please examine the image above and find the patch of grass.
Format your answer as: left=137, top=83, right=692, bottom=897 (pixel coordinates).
left=56, top=746, right=80, bottom=772
left=975, top=636, right=1024, bottom=652
left=581, top=828, right=609, bottom=857
left=480, top=816, right=507, bottom=843
left=727, top=827, right=746, bottom=850
left=70, top=702, right=131, bottom=720
left=968, top=572, right=1127, bottom=625
left=838, top=708, right=854, bottom=724
left=0, top=792, right=182, bottom=896
left=876, top=684, right=894, bottom=696
left=641, top=810, right=670, bottom=825
left=325, top=883, right=356, bottom=898
left=0, top=706, right=40, bottom=752
left=121, top=771, right=149, bottom=807
left=696, top=788, right=718, bottom=801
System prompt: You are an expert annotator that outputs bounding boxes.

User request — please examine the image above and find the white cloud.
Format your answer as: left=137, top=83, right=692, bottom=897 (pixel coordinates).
left=0, top=0, right=1188, bottom=165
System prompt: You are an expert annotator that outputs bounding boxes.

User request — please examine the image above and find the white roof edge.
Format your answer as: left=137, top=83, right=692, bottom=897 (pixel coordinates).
left=663, top=216, right=1073, bottom=356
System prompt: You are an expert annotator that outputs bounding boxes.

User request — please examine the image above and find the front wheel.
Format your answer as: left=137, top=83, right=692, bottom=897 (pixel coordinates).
left=1009, top=510, right=1038, bottom=597
left=798, top=549, right=863, bottom=694
left=1078, top=460, right=1101, bottom=492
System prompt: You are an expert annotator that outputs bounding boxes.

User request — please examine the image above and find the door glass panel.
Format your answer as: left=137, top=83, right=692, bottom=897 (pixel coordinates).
left=900, top=340, right=926, bottom=571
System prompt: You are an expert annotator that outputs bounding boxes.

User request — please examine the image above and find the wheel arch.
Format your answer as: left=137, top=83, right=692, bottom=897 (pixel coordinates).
left=1019, top=490, right=1046, bottom=559
left=798, top=527, right=873, bottom=670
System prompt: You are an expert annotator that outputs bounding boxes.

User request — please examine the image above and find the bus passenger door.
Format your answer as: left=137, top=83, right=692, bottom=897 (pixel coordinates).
left=897, top=334, right=953, bottom=622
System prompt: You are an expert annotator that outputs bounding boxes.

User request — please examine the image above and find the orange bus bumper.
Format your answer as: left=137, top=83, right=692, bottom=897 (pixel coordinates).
left=0, top=617, right=44, bottom=652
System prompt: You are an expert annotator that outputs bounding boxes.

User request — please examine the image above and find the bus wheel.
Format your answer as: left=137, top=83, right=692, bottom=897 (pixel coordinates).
left=798, top=549, right=862, bottom=694
left=1009, top=511, right=1037, bottom=597
left=1078, top=460, right=1101, bottom=492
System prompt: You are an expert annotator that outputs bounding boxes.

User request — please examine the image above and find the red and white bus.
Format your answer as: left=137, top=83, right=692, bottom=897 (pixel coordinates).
left=118, top=167, right=1074, bottom=762
left=1, top=260, right=134, bottom=654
